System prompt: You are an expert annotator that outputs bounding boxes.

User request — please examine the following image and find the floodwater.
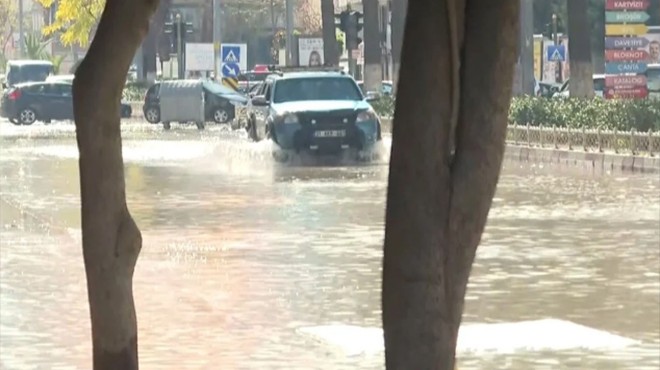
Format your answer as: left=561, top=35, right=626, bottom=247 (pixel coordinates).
left=1, top=120, right=658, bottom=369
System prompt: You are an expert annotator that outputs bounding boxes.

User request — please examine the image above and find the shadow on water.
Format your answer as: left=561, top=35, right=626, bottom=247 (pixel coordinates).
left=0, top=120, right=658, bottom=369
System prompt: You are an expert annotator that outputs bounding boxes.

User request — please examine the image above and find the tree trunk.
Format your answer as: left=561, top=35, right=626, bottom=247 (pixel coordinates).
left=381, top=1, right=519, bottom=369
left=363, top=0, right=382, bottom=93
left=72, top=0, right=159, bottom=368
left=389, top=0, right=407, bottom=93
left=321, top=0, right=338, bottom=66
left=567, top=0, right=594, bottom=98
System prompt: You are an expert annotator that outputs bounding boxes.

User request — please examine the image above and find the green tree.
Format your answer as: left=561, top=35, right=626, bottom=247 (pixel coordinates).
left=37, top=0, right=104, bottom=46
left=23, top=33, right=50, bottom=59
left=382, top=1, right=519, bottom=369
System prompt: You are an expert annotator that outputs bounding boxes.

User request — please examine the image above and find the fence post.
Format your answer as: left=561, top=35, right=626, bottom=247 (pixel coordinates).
left=582, top=127, right=587, bottom=151
left=514, top=124, right=518, bottom=145
left=630, top=129, right=636, bottom=155
left=613, top=128, right=619, bottom=154
left=553, top=125, right=558, bottom=149
left=597, top=127, right=602, bottom=153
left=539, top=124, right=544, bottom=148
left=526, top=123, right=531, bottom=147
left=648, top=129, right=654, bottom=157
left=568, top=127, right=573, bottom=150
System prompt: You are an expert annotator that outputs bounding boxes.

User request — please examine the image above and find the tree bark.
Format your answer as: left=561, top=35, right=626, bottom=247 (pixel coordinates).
left=381, top=1, right=519, bottom=369
left=321, top=0, right=338, bottom=66
left=72, top=0, right=159, bottom=368
left=567, top=0, right=594, bottom=98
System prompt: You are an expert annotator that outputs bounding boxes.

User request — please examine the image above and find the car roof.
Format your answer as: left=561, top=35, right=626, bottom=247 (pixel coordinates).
left=14, top=81, right=70, bottom=87
left=278, top=71, right=351, bottom=80
left=8, top=60, right=54, bottom=66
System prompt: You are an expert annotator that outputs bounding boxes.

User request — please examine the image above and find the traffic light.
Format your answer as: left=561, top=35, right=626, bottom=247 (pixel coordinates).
left=163, top=15, right=194, bottom=53
left=336, top=9, right=364, bottom=51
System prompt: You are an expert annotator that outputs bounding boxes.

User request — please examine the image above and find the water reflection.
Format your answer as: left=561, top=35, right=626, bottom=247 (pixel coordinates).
left=1, top=122, right=658, bottom=369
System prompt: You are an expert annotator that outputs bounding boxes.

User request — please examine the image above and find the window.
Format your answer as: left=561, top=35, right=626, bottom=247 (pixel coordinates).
left=593, top=78, right=605, bottom=92
left=52, top=83, right=72, bottom=97
left=263, top=82, right=272, bottom=101
left=272, top=77, right=363, bottom=103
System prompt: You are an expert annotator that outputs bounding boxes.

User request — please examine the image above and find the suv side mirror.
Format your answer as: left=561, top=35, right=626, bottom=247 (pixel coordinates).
left=252, top=95, right=269, bottom=106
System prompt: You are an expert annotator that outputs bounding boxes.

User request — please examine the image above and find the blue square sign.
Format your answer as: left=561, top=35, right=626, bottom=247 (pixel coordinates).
left=547, top=45, right=566, bottom=62
left=221, top=46, right=241, bottom=64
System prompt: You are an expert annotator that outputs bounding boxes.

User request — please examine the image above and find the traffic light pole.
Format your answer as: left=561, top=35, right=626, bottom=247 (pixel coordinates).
left=213, top=0, right=222, bottom=78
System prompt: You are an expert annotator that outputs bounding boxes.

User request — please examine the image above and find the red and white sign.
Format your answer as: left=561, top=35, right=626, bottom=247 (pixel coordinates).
left=606, top=0, right=650, bottom=10
left=605, top=75, right=648, bottom=88
left=604, top=49, right=649, bottom=62
left=604, top=86, right=649, bottom=99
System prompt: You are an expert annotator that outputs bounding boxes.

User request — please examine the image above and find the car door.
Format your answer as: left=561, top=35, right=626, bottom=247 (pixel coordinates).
left=254, top=81, right=272, bottom=138
left=47, top=83, right=73, bottom=120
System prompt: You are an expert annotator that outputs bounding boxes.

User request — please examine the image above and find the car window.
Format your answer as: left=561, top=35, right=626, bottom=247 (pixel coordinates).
left=647, top=68, right=660, bottom=92
left=272, top=77, right=363, bottom=103
left=593, top=78, right=605, bottom=92
left=52, top=83, right=72, bottom=97
left=263, top=82, right=272, bottom=101
left=25, top=84, right=50, bottom=94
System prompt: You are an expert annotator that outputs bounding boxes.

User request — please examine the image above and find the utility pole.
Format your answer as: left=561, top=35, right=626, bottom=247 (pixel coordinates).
left=321, top=0, right=338, bottom=66
left=520, top=0, right=534, bottom=95
left=213, top=0, right=222, bottom=77
left=176, top=13, right=184, bottom=78
left=389, top=0, right=407, bottom=93
left=18, top=0, right=24, bottom=58
left=552, top=13, right=563, bottom=83
left=363, top=0, right=382, bottom=93
left=285, top=0, right=295, bottom=65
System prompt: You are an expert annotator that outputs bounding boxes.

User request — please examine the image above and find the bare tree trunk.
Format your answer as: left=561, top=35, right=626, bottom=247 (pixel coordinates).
left=363, top=0, right=382, bottom=92
left=321, top=0, right=338, bottom=66
left=72, top=0, right=158, bottom=368
left=389, top=0, right=407, bottom=93
left=567, top=0, right=594, bottom=98
left=381, top=1, right=519, bottom=369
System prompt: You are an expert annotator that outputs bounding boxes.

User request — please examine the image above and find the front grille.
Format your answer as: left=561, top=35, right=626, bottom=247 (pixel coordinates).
left=299, top=110, right=356, bottom=129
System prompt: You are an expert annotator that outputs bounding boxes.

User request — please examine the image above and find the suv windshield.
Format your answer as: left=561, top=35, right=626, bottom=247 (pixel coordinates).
left=6, top=63, right=54, bottom=86
left=273, top=77, right=362, bottom=103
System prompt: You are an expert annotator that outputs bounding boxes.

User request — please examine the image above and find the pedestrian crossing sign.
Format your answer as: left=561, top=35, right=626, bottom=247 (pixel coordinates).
left=222, top=46, right=241, bottom=64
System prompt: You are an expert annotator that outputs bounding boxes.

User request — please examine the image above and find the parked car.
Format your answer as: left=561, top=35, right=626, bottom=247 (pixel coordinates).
left=553, top=74, right=606, bottom=99
left=245, top=67, right=382, bottom=159
left=0, top=81, right=132, bottom=125
left=142, top=79, right=246, bottom=125
left=45, top=74, right=75, bottom=84
left=356, top=80, right=393, bottom=97
left=3, top=60, right=55, bottom=88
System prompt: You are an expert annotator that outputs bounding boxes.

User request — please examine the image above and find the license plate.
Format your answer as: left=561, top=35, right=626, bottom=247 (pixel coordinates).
left=314, top=130, right=346, bottom=138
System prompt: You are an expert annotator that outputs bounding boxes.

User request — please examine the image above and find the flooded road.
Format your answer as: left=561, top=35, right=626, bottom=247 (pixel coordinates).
left=1, top=121, right=659, bottom=369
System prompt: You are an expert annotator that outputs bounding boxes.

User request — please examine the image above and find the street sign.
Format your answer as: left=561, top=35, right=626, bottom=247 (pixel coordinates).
left=605, top=24, right=648, bottom=35
left=219, top=43, right=247, bottom=73
left=546, top=45, right=566, bottom=62
left=605, top=11, right=650, bottom=23
left=604, top=49, right=650, bottom=61
left=605, top=61, right=648, bottom=74
left=604, top=87, right=649, bottom=99
left=221, top=62, right=241, bottom=77
left=605, top=75, right=648, bottom=88
left=604, top=36, right=650, bottom=49
left=606, top=0, right=650, bottom=10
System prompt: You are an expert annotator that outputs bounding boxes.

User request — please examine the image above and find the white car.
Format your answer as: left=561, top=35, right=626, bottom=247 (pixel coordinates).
left=552, top=74, right=606, bottom=99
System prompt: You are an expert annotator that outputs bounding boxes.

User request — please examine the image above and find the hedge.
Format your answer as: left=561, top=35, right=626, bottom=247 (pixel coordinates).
left=371, top=96, right=660, bottom=132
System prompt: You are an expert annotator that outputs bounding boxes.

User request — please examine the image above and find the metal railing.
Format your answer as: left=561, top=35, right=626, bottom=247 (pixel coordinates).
left=507, top=124, right=660, bottom=156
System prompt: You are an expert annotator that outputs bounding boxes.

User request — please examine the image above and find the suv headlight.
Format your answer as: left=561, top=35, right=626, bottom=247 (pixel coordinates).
left=281, top=113, right=299, bottom=124
left=356, top=109, right=377, bottom=122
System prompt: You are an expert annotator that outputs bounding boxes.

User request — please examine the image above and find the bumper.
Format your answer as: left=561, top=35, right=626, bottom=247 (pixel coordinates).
left=272, top=118, right=381, bottom=153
